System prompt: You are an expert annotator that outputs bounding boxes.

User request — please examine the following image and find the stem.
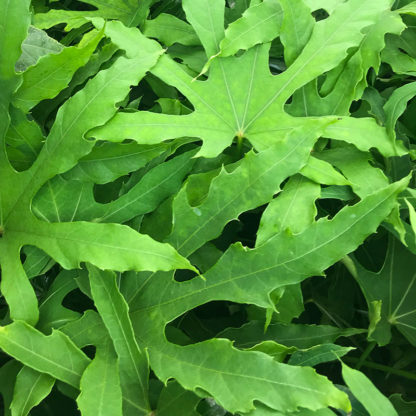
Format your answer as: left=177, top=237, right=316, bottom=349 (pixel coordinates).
left=237, top=135, right=244, bottom=156
left=344, top=357, right=416, bottom=381
left=355, top=341, right=376, bottom=370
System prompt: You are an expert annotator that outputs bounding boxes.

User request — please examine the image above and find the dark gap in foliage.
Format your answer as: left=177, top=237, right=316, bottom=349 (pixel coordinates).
left=312, top=8, right=329, bottom=21
left=212, top=219, right=242, bottom=251
left=62, top=288, right=95, bottom=314
left=316, top=198, right=345, bottom=220
left=174, top=269, right=199, bottom=282
left=50, top=0, right=98, bottom=12
left=354, top=230, right=388, bottom=273
left=93, top=176, right=127, bottom=203
left=31, top=384, right=81, bottom=416
left=167, top=301, right=247, bottom=343
left=81, top=345, right=96, bottom=360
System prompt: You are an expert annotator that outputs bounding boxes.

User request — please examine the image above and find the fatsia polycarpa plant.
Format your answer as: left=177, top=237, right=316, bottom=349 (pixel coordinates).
left=0, top=0, right=416, bottom=415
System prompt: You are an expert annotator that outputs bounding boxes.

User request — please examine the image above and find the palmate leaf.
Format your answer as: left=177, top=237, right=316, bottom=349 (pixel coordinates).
left=125, top=178, right=407, bottom=414
left=90, top=0, right=403, bottom=159
left=352, top=235, right=416, bottom=346
left=0, top=20, right=192, bottom=326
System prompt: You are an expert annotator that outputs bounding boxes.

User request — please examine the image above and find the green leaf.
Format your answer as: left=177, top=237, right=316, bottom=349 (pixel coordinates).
left=62, top=142, right=169, bottom=184
left=257, top=175, right=320, bottom=245
left=288, top=344, right=354, bottom=367
left=18, top=220, right=193, bottom=273
left=0, top=361, right=22, bottom=416
left=353, top=235, right=416, bottom=346
left=0, top=24, right=174, bottom=324
left=149, top=339, right=350, bottom=414
left=10, top=366, right=54, bottom=416
left=182, top=0, right=225, bottom=57
left=279, top=0, right=314, bottom=66
left=219, top=322, right=364, bottom=349
left=15, top=26, right=63, bottom=72
left=219, top=0, right=283, bottom=57
left=0, top=321, right=90, bottom=388
left=88, top=265, right=151, bottom=414
left=60, top=310, right=108, bottom=349
left=143, top=13, right=199, bottom=46
left=390, top=394, right=416, bottom=416
left=34, top=0, right=152, bottom=30
left=33, top=149, right=196, bottom=224
left=91, top=0, right=401, bottom=158
left=13, top=29, right=103, bottom=113
left=341, top=362, right=398, bottom=416
left=384, top=82, right=416, bottom=141
left=5, top=105, right=44, bottom=170
left=156, top=381, right=201, bottom=416
left=166, top=128, right=321, bottom=257
left=76, top=342, right=123, bottom=416
left=300, top=157, right=350, bottom=186
left=37, top=270, right=80, bottom=332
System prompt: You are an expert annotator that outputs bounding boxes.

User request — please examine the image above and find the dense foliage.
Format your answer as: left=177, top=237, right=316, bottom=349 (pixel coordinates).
left=1, top=0, right=416, bottom=415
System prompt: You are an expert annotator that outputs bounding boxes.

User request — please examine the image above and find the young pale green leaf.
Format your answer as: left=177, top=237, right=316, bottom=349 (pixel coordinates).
left=353, top=235, right=416, bottom=346
left=257, top=175, right=320, bottom=245
left=76, top=343, right=123, bottom=416
left=0, top=321, right=90, bottom=388
left=13, top=29, right=103, bottom=113
left=219, top=0, right=283, bottom=57
left=341, top=362, right=398, bottom=416
left=34, top=0, right=152, bottom=30
left=15, top=26, right=63, bottom=72
left=88, top=265, right=151, bottom=414
left=10, top=366, right=54, bottom=416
